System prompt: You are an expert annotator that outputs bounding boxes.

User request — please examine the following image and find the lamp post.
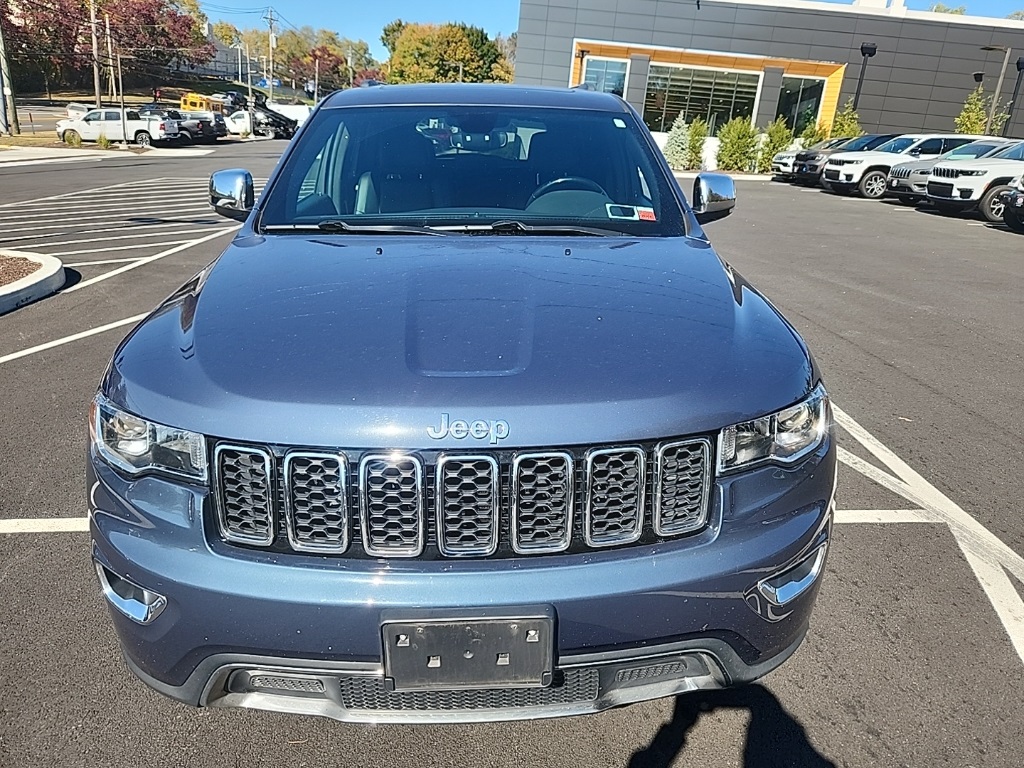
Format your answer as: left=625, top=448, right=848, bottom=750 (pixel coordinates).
left=575, top=47, right=589, bottom=87
left=980, top=45, right=1012, bottom=134
left=852, top=42, right=877, bottom=111
left=1005, top=57, right=1024, bottom=137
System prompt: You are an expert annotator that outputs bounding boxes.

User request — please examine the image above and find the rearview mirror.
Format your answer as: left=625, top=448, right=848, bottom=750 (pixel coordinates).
left=692, top=173, right=736, bottom=225
left=210, top=169, right=254, bottom=222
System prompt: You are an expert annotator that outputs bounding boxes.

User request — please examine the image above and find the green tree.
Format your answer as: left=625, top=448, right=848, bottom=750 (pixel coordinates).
left=716, top=117, right=759, bottom=172
left=954, top=85, right=1009, bottom=134
left=685, top=118, right=709, bottom=170
left=831, top=99, right=864, bottom=138
left=1008, top=10, right=1024, bottom=19
left=211, top=21, right=241, bottom=47
left=662, top=114, right=689, bottom=170
left=389, top=23, right=485, bottom=84
left=757, top=116, right=794, bottom=174
left=381, top=19, right=407, bottom=57
left=801, top=119, right=830, bottom=145
left=930, top=3, right=967, bottom=12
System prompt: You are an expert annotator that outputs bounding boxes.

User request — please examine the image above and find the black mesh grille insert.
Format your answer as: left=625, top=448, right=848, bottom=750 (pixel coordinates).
left=215, top=446, right=274, bottom=545
left=285, top=453, right=348, bottom=552
left=655, top=439, right=712, bottom=536
left=437, top=456, right=498, bottom=556
left=584, top=448, right=645, bottom=546
left=338, top=669, right=599, bottom=711
left=512, top=452, right=573, bottom=553
left=360, top=455, right=424, bottom=557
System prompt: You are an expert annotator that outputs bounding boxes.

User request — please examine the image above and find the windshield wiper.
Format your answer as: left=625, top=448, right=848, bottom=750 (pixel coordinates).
left=263, top=221, right=445, bottom=236
left=433, top=220, right=622, bottom=237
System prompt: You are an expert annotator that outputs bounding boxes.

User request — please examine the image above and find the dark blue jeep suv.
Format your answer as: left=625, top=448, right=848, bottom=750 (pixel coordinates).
left=87, top=84, right=836, bottom=723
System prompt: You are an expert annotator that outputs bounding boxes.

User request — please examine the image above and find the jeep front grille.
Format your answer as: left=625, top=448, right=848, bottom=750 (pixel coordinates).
left=889, top=166, right=912, bottom=179
left=211, top=438, right=714, bottom=558
left=932, top=166, right=960, bottom=179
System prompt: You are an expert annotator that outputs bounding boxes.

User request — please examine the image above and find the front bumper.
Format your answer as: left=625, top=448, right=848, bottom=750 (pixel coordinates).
left=88, top=438, right=835, bottom=722
left=885, top=177, right=928, bottom=199
left=792, top=163, right=824, bottom=183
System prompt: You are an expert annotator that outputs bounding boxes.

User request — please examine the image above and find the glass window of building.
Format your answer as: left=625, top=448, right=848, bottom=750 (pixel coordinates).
left=776, top=77, right=825, bottom=135
left=643, top=65, right=760, bottom=134
left=583, top=58, right=628, bottom=97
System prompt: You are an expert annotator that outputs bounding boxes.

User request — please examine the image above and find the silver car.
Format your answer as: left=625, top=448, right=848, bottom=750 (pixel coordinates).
left=886, top=138, right=1014, bottom=205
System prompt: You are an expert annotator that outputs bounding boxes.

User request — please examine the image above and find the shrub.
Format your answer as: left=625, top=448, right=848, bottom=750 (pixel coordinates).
left=800, top=120, right=830, bottom=146
left=97, top=133, right=111, bottom=149
left=757, top=116, right=794, bottom=174
left=954, top=85, right=1008, bottom=134
left=685, top=117, right=709, bottom=170
left=63, top=130, right=82, bottom=147
left=662, top=113, right=689, bottom=170
left=831, top=99, right=864, bottom=139
left=716, top=117, right=759, bottom=172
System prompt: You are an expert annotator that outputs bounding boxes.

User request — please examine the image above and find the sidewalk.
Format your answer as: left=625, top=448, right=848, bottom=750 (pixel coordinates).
left=0, top=146, right=110, bottom=164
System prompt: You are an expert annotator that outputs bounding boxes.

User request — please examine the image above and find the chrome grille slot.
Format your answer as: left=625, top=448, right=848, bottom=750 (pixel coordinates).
left=584, top=447, right=646, bottom=547
left=436, top=455, right=499, bottom=556
left=284, top=452, right=349, bottom=553
left=511, top=452, right=573, bottom=553
left=359, top=454, right=425, bottom=557
left=654, top=439, right=712, bottom=536
left=890, top=166, right=912, bottom=179
left=214, top=445, right=275, bottom=546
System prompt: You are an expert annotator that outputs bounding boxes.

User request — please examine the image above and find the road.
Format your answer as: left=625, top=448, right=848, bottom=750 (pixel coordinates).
left=1, top=144, right=1022, bottom=767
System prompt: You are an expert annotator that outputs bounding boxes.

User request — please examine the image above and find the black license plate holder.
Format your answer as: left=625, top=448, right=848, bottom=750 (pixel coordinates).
left=382, top=608, right=555, bottom=692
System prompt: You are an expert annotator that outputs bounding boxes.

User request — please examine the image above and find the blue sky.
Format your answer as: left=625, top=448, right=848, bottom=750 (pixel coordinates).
left=198, top=1, right=1020, bottom=62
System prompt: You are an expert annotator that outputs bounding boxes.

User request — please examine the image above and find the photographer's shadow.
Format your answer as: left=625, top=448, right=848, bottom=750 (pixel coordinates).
left=628, top=685, right=836, bottom=768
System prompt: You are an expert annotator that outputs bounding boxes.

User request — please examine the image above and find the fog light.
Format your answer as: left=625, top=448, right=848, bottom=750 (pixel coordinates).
left=959, top=189, right=973, bottom=199
left=94, top=561, right=167, bottom=624
left=757, top=544, right=827, bottom=607
left=844, top=174, right=854, bottom=181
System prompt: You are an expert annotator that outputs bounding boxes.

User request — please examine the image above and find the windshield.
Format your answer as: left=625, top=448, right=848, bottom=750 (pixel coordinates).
left=944, top=141, right=1005, bottom=160
left=259, top=105, right=686, bottom=237
left=991, top=142, right=1024, bottom=161
left=874, top=137, right=917, bottom=154
left=835, top=134, right=884, bottom=151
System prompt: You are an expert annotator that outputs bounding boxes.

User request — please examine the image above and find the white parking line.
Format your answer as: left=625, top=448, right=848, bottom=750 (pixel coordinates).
left=0, top=200, right=213, bottom=224
left=62, top=226, right=239, bottom=292
left=64, top=256, right=150, bottom=267
left=833, top=509, right=933, bottom=524
left=0, top=518, right=90, bottom=533
left=0, top=179, right=136, bottom=207
left=0, top=216, right=220, bottom=238
left=0, top=313, right=147, bottom=365
left=11, top=227, right=226, bottom=251
left=52, top=240, right=195, bottom=257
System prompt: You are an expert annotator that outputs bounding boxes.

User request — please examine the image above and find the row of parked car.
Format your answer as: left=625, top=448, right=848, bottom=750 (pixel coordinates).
left=57, top=98, right=304, bottom=148
left=771, top=133, right=1024, bottom=233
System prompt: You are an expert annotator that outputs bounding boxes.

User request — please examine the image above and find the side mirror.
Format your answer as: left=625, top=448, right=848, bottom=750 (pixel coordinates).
left=210, top=169, right=254, bottom=222
left=909, top=148, right=922, bottom=157
left=692, top=173, right=736, bottom=225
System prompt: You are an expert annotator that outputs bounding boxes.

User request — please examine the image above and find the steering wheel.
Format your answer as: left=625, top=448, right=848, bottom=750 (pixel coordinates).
left=526, top=176, right=609, bottom=207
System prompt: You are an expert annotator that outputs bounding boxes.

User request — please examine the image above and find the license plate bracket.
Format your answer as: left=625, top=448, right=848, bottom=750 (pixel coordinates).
left=382, top=607, right=555, bottom=692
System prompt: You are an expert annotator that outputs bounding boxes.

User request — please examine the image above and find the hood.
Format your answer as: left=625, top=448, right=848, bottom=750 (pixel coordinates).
left=829, top=150, right=905, bottom=164
left=891, top=158, right=937, bottom=173
left=104, top=235, right=816, bottom=449
left=932, top=157, right=1024, bottom=173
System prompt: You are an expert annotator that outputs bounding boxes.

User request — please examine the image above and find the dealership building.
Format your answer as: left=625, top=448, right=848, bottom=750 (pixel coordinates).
left=515, top=0, right=1024, bottom=143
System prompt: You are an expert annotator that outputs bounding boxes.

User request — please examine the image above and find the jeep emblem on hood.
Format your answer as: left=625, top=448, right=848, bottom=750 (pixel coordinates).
left=427, top=413, right=510, bottom=444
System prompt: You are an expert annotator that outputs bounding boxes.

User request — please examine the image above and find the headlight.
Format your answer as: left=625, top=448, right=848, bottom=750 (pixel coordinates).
left=90, top=395, right=207, bottom=480
left=808, top=154, right=823, bottom=161
left=718, top=384, right=830, bottom=472
left=846, top=159, right=864, bottom=165
left=958, top=169, right=987, bottom=177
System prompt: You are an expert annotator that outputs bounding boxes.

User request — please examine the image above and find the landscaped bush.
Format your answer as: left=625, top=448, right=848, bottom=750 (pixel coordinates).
left=662, top=113, right=689, bottom=170
left=685, top=117, right=709, bottom=171
left=757, top=116, right=794, bottom=174
left=716, top=117, right=759, bottom=172
left=97, top=133, right=111, bottom=149
left=831, top=99, right=864, bottom=139
left=63, top=131, right=82, bottom=147
left=800, top=119, right=829, bottom=146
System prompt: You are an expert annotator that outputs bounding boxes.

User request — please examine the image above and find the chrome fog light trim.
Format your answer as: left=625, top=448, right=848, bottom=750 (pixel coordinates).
left=757, top=544, right=827, bottom=607
left=94, top=561, right=167, bottom=624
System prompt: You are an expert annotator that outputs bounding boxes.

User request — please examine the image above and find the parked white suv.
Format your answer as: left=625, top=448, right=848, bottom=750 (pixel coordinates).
left=56, top=108, right=179, bottom=148
left=926, top=140, right=1024, bottom=221
left=823, top=134, right=984, bottom=199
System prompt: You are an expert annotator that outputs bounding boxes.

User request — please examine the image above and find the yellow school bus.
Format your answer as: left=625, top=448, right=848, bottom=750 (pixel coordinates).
left=179, top=93, right=226, bottom=114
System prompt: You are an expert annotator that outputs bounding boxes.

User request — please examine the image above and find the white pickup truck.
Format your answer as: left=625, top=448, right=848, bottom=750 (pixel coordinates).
left=56, top=108, right=179, bottom=147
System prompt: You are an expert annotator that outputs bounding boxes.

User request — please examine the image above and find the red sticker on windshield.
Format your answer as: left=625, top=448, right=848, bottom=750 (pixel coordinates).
left=638, top=207, right=657, bottom=221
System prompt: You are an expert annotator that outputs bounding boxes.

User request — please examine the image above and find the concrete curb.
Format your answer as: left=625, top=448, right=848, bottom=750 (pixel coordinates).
left=0, top=250, right=65, bottom=315
left=674, top=172, right=772, bottom=182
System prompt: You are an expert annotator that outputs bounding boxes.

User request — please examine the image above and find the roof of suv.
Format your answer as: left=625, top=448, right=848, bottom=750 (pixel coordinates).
left=321, top=83, right=630, bottom=112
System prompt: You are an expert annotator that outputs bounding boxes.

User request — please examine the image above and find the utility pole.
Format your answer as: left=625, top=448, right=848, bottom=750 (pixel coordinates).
left=314, top=57, right=319, bottom=102
left=0, top=11, right=19, bottom=135
left=116, top=52, right=127, bottom=143
left=89, top=0, right=102, bottom=108
left=263, top=7, right=276, bottom=104
left=105, top=14, right=116, bottom=102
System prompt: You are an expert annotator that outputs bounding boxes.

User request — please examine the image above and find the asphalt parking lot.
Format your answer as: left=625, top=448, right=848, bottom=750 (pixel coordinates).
left=1, top=144, right=1022, bottom=767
